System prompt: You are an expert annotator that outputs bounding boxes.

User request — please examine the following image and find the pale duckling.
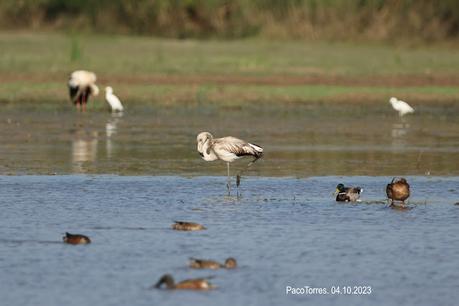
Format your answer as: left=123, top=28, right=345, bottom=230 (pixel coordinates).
left=386, top=177, right=410, bottom=206
left=189, top=257, right=237, bottom=270
left=172, top=221, right=206, bottom=231
left=63, top=232, right=91, bottom=245
left=153, top=274, right=215, bottom=290
left=335, top=183, right=363, bottom=202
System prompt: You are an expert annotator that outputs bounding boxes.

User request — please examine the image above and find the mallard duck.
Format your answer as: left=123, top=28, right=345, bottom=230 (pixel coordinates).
left=153, top=274, right=215, bottom=290
left=172, top=221, right=206, bottom=231
left=63, top=232, right=91, bottom=245
left=335, top=184, right=363, bottom=202
left=386, top=177, right=410, bottom=205
left=189, top=257, right=237, bottom=270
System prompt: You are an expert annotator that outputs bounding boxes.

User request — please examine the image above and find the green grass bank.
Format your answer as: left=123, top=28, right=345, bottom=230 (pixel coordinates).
left=0, top=31, right=458, bottom=107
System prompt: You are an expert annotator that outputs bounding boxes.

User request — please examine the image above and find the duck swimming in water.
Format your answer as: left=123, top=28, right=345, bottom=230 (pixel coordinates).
left=63, top=232, right=91, bottom=245
left=153, top=274, right=215, bottom=290
left=189, top=257, right=237, bottom=270
left=335, top=184, right=363, bottom=202
left=386, top=177, right=410, bottom=206
left=172, top=221, right=206, bottom=231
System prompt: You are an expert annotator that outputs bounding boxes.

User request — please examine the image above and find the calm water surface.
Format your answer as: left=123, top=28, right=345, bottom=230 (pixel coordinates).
left=1, top=175, right=458, bottom=306
left=1, top=102, right=458, bottom=176
left=1, top=103, right=459, bottom=306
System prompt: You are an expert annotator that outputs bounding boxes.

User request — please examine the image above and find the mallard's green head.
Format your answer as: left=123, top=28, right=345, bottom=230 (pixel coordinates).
left=335, top=183, right=345, bottom=193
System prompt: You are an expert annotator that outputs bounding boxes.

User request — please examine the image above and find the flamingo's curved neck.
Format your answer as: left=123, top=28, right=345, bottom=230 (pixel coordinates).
left=202, top=138, right=218, bottom=161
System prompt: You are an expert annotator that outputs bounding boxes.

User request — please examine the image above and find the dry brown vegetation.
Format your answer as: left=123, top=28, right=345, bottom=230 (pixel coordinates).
left=0, top=0, right=458, bottom=42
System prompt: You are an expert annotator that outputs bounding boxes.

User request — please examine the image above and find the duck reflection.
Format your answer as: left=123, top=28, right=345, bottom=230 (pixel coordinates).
left=106, top=112, right=123, bottom=159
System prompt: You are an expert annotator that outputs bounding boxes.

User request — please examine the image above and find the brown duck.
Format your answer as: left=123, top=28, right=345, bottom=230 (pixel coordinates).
left=154, top=274, right=215, bottom=290
left=172, top=221, right=206, bottom=231
left=189, top=257, right=237, bottom=270
left=63, top=232, right=91, bottom=245
left=386, top=177, right=410, bottom=205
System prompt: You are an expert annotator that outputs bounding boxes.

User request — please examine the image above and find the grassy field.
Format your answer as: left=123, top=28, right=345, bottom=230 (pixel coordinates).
left=0, top=31, right=458, bottom=107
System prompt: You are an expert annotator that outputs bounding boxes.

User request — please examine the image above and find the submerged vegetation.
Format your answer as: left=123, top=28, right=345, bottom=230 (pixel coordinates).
left=0, top=0, right=458, bottom=42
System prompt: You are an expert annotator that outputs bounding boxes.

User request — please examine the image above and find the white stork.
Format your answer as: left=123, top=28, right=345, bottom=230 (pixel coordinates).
left=196, top=132, right=263, bottom=195
left=68, top=70, right=99, bottom=111
left=389, top=97, right=414, bottom=117
left=105, top=86, right=124, bottom=112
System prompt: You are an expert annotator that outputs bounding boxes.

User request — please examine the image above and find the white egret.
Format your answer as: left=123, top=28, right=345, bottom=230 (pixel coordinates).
left=105, top=86, right=124, bottom=112
left=389, top=97, right=414, bottom=116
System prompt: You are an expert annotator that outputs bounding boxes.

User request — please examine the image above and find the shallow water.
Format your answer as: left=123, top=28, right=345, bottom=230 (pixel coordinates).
left=1, top=102, right=459, bottom=176
left=1, top=102, right=459, bottom=305
left=1, top=175, right=459, bottom=306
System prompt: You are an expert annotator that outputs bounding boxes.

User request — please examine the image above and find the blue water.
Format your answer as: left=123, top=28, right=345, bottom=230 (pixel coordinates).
left=1, top=175, right=458, bottom=306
